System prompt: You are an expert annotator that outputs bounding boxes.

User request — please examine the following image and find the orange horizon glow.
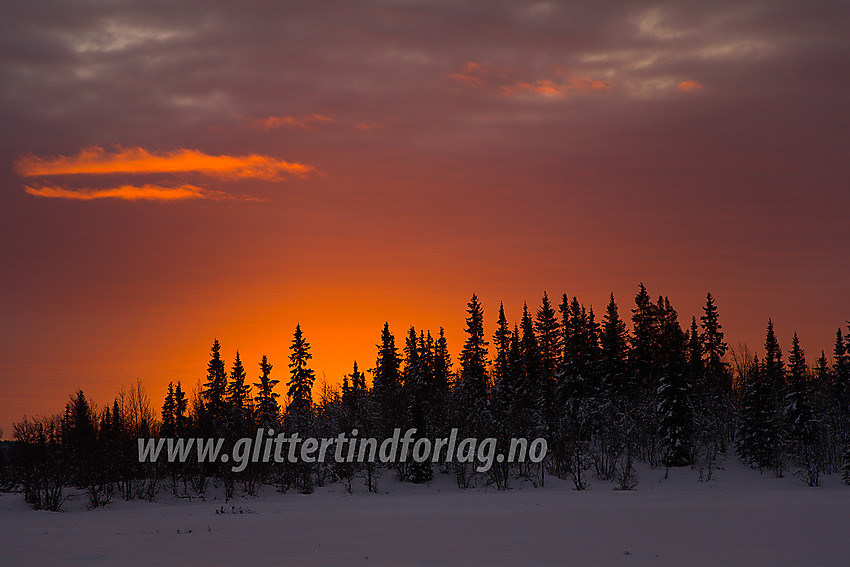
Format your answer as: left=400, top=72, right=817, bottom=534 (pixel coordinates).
left=6, top=282, right=844, bottom=434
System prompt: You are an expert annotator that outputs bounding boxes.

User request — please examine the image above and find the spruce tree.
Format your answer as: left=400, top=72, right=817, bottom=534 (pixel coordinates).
left=585, top=306, right=601, bottom=387
left=284, top=325, right=315, bottom=493
left=161, top=382, right=176, bottom=437
left=558, top=297, right=600, bottom=402
left=173, top=382, right=188, bottom=436
left=687, top=314, right=723, bottom=476
left=656, top=296, right=682, bottom=362
left=226, top=350, right=253, bottom=432
left=630, top=283, right=659, bottom=390
left=405, top=329, right=435, bottom=483
left=373, top=322, right=403, bottom=432
left=287, top=324, right=315, bottom=420
left=785, top=333, right=824, bottom=485
left=254, top=355, right=280, bottom=429
left=493, top=302, right=512, bottom=387
left=454, top=293, right=490, bottom=487
left=519, top=302, right=542, bottom=412
left=553, top=296, right=599, bottom=487
left=342, top=360, right=367, bottom=417
left=658, top=367, right=693, bottom=467
left=833, top=329, right=850, bottom=440
left=457, top=293, right=489, bottom=409
left=814, top=351, right=830, bottom=384
left=737, top=356, right=780, bottom=471
left=491, top=303, right=515, bottom=441
left=762, top=319, right=786, bottom=474
left=656, top=299, right=692, bottom=467
left=834, top=328, right=849, bottom=385
left=764, top=319, right=785, bottom=392
left=595, top=293, right=632, bottom=480
left=832, top=328, right=850, bottom=483
left=785, top=332, right=810, bottom=440
left=599, top=293, right=629, bottom=393
left=419, top=330, right=436, bottom=409
left=535, top=292, right=561, bottom=385
left=558, top=293, right=572, bottom=361
left=433, top=327, right=453, bottom=394
left=813, top=351, right=833, bottom=473
left=202, top=339, right=229, bottom=434
left=62, top=390, right=97, bottom=488
left=699, top=293, right=729, bottom=381
left=430, top=327, right=453, bottom=443
left=687, top=317, right=702, bottom=376
left=628, top=286, right=664, bottom=467
left=404, top=326, right=419, bottom=376
left=403, top=327, right=425, bottom=430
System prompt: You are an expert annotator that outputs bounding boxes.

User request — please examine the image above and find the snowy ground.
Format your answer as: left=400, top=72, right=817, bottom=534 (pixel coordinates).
left=1, top=460, right=848, bottom=566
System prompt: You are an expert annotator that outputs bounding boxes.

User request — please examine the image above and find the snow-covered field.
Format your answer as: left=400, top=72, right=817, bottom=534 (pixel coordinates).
left=2, top=461, right=848, bottom=567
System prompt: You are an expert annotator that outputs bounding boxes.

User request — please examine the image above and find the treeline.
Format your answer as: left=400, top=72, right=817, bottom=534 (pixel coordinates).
left=4, top=285, right=850, bottom=510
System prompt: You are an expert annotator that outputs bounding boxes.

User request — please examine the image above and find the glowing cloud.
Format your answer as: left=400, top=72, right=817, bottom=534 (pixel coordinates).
left=567, top=76, right=614, bottom=91
left=502, top=76, right=612, bottom=98
left=254, top=113, right=335, bottom=130
left=23, top=184, right=231, bottom=201
left=447, top=62, right=611, bottom=99
left=676, top=79, right=704, bottom=92
left=502, top=80, right=562, bottom=97
left=445, top=61, right=487, bottom=87
left=15, top=146, right=314, bottom=180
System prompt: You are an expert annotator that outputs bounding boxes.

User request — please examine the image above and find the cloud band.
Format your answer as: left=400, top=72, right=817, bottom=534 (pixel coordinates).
left=16, top=146, right=313, bottom=180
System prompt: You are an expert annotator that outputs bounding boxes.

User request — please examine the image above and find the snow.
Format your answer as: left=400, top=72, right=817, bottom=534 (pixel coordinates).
left=1, top=460, right=848, bottom=566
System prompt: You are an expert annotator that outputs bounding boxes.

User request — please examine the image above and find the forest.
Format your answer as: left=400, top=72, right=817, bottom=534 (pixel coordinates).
left=3, top=284, right=849, bottom=511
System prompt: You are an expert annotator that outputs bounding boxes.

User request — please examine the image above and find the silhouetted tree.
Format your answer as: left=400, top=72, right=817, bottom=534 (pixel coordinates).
left=254, top=355, right=280, bottom=429
left=226, top=350, right=253, bottom=433
left=493, top=302, right=512, bottom=388
left=454, top=293, right=490, bottom=487
left=785, top=333, right=824, bottom=485
left=285, top=324, right=316, bottom=493
left=457, top=293, right=489, bottom=409
left=161, top=382, right=177, bottom=438
left=286, top=324, right=315, bottom=420
left=373, top=322, right=403, bottom=435
left=599, top=293, right=630, bottom=395
left=174, top=382, right=188, bottom=436
left=737, top=338, right=784, bottom=476
left=700, top=293, right=729, bottom=384
left=202, top=339, right=229, bottom=435
left=535, top=292, right=561, bottom=387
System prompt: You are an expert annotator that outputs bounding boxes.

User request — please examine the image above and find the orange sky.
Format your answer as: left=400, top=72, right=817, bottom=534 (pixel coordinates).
left=1, top=1, right=849, bottom=436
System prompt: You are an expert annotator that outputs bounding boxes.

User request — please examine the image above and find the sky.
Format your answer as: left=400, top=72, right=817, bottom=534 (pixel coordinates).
left=1, top=0, right=849, bottom=436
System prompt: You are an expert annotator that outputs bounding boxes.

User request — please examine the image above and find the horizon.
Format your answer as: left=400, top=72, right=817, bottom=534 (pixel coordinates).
left=1, top=286, right=846, bottom=436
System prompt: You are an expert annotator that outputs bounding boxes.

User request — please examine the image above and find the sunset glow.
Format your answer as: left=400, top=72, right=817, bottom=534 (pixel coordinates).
left=1, top=1, right=848, bottom=439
